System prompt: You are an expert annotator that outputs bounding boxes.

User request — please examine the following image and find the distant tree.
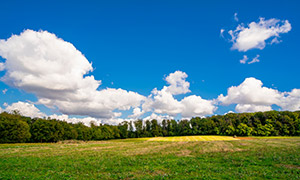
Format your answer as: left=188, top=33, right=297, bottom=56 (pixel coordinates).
left=0, top=113, right=31, bottom=143
left=145, top=120, right=152, bottom=136
left=162, top=120, right=168, bottom=136
left=151, top=119, right=161, bottom=137
left=74, top=123, right=92, bottom=141
left=128, top=121, right=135, bottom=138
left=134, top=120, right=143, bottom=138
left=178, top=119, right=191, bottom=136
left=118, top=121, right=129, bottom=139
left=236, top=123, right=253, bottom=136
left=61, top=121, right=78, bottom=140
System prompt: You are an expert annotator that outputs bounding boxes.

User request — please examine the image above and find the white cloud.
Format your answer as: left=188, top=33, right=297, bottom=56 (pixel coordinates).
left=180, top=95, right=217, bottom=118
left=224, top=111, right=234, bottom=115
left=218, top=77, right=283, bottom=106
left=235, top=104, right=272, bottom=113
left=229, top=18, right=291, bottom=52
left=0, top=30, right=145, bottom=119
left=240, top=55, right=248, bottom=64
left=270, top=37, right=281, bottom=44
left=280, top=89, right=300, bottom=111
left=219, top=77, right=300, bottom=112
left=248, top=54, right=260, bottom=64
left=129, top=107, right=144, bottom=118
left=38, top=88, right=145, bottom=119
left=143, top=87, right=183, bottom=116
left=142, top=71, right=216, bottom=118
left=164, top=71, right=190, bottom=95
left=220, top=29, right=225, bottom=38
left=143, top=113, right=174, bottom=123
left=4, top=101, right=46, bottom=118
left=234, top=13, right=239, bottom=22
left=0, top=62, right=4, bottom=71
left=50, top=114, right=100, bottom=126
left=240, top=55, right=260, bottom=64
left=2, top=89, right=7, bottom=94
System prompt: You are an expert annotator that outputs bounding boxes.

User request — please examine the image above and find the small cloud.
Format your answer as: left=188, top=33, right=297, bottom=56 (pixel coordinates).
left=225, top=17, right=291, bottom=52
left=234, top=13, right=239, bottom=22
left=248, top=55, right=260, bottom=64
left=224, top=110, right=234, bottom=115
left=0, top=62, right=5, bottom=71
left=240, top=55, right=248, bottom=64
left=2, top=89, right=7, bottom=94
left=270, top=37, right=282, bottom=44
left=220, top=29, right=225, bottom=38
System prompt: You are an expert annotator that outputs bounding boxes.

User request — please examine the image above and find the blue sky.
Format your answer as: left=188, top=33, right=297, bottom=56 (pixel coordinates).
left=0, top=0, right=299, bottom=124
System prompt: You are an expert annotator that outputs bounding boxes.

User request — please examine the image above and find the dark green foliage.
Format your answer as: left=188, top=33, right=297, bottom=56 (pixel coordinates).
left=0, top=110, right=300, bottom=143
left=31, top=119, right=64, bottom=142
left=118, top=121, right=128, bottom=139
left=134, top=120, right=143, bottom=138
left=0, top=112, right=31, bottom=143
left=150, top=119, right=162, bottom=137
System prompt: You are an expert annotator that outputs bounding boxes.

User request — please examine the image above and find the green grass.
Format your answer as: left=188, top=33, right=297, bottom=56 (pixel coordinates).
left=147, top=135, right=239, bottom=142
left=0, top=136, right=299, bottom=179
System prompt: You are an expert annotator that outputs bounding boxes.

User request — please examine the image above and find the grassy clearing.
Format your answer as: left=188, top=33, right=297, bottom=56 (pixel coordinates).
left=0, top=136, right=299, bottom=179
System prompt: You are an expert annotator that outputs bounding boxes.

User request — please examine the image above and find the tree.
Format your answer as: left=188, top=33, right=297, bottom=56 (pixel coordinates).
left=74, top=123, right=92, bottom=141
left=134, top=120, right=143, bottom=138
left=31, top=119, right=55, bottom=142
left=151, top=119, right=161, bottom=137
left=178, top=120, right=191, bottom=136
left=0, top=115, right=31, bottom=143
left=236, top=123, right=253, bottom=136
left=118, top=121, right=129, bottom=139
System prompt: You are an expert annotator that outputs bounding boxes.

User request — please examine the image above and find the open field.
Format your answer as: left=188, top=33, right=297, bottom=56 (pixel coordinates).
left=0, top=136, right=300, bottom=179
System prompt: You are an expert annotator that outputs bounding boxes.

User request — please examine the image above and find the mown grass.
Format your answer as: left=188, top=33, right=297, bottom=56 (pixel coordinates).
left=0, top=136, right=299, bottom=179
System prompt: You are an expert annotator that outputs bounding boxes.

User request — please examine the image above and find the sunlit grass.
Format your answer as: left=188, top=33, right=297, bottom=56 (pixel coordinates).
left=0, top=136, right=299, bottom=179
left=147, top=135, right=239, bottom=142
left=253, top=136, right=300, bottom=139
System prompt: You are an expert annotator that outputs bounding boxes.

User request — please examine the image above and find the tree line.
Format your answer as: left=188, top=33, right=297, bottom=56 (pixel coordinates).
left=0, top=110, right=300, bottom=143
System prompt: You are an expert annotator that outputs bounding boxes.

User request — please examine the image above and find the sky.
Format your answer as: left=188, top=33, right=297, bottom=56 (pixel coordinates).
left=0, top=0, right=299, bottom=125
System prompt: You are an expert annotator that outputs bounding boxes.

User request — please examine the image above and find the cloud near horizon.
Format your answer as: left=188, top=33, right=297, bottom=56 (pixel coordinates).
left=0, top=30, right=145, bottom=120
left=218, top=77, right=300, bottom=113
left=0, top=30, right=299, bottom=125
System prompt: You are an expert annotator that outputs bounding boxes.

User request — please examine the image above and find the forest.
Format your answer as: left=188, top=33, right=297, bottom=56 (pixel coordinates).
left=0, top=110, right=300, bottom=143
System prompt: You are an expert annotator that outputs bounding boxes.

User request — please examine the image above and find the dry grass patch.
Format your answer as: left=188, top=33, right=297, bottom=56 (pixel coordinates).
left=277, top=164, right=300, bottom=170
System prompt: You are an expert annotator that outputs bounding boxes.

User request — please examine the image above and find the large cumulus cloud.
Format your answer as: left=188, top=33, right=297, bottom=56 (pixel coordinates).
left=0, top=30, right=145, bottom=119
left=142, top=71, right=217, bottom=119
left=218, top=77, right=300, bottom=113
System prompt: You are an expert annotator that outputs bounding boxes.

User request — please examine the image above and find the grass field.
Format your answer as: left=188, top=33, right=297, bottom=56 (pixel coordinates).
left=0, top=136, right=299, bottom=179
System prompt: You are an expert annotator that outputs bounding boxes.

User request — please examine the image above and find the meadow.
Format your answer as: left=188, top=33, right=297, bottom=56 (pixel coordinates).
left=0, top=136, right=299, bottom=179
